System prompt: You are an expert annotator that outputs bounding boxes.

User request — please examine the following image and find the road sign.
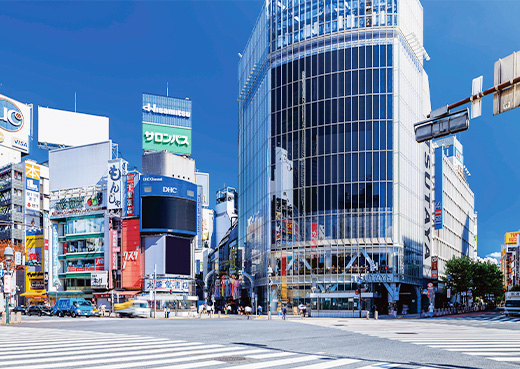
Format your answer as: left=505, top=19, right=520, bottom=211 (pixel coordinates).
left=414, top=108, right=469, bottom=143
left=471, top=76, right=483, bottom=119
left=428, top=291, right=434, bottom=299
left=428, top=282, right=433, bottom=289
left=494, top=50, right=520, bottom=115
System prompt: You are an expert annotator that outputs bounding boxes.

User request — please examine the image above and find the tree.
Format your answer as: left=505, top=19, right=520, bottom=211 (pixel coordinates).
left=441, top=256, right=474, bottom=295
left=473, top=260, right=503, bottom=302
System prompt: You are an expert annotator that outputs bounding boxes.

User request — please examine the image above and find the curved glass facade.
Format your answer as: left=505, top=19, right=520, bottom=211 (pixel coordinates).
left=239, top=0, right=430, bottom=314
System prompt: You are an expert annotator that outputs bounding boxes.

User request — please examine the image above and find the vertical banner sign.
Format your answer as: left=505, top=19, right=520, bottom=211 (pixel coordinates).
left=311, top=222, right=318, bottom=248
left=52, top=224, right=59, bottom=287
left=112, top=229, right=118, bottom=269
left=25, top=163, right=40, bottom=211
left=197, top=186, right=202, bottom=249
left=434, top=147, right=444, bottom=230
left=423, top=141, right=432, bottom=278
left=126, top=173, right=135, bottom=216
left=431, top=256, right=438, bottom=279
left=108, top=159, right=127, bottom=210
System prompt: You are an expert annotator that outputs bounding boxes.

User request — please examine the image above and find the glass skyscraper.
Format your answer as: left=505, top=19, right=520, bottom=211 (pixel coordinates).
left=239, top=0, right=431, bottom=315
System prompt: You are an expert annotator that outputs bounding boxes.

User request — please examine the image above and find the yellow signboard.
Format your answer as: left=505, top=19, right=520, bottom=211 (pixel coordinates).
left=25, top=234, right=44, bottom=293
left=25, top=162, right=40, bottom=180
left=505, top=231, right=520, bottom=245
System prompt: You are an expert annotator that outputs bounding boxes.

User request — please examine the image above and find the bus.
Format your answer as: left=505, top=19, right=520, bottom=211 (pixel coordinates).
left=504, top=292, right=520, bottom=316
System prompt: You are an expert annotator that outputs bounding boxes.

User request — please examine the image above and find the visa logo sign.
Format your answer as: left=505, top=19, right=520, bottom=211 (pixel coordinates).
left=13, top=138, right=28, bottom=151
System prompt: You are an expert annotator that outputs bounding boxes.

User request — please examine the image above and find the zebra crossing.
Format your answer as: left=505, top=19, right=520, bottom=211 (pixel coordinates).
left=298, top=318, right=520, bottom=366
left=438, top=312, right=520, bottom=323
left=0, top=326, right=435, bottom=369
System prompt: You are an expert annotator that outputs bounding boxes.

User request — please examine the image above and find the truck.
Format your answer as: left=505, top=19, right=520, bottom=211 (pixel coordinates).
left=504, top=291, right=520, bottom=316
left=114, top=299, right=150, bottom=318
left=53, top=298, right=93, bottom=318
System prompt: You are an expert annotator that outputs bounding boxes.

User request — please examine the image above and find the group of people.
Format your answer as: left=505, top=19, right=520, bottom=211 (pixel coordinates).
left=198, top=304, right=215, bottom=317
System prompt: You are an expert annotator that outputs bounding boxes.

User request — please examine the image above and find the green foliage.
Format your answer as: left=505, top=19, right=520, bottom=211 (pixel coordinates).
left=510, top=285, right=520, bottom=292
left=440, top=256, right=503, bottom=303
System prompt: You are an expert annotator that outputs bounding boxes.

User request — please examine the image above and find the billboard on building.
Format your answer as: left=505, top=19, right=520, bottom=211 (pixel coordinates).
left=142, top=93, right=192, bottom=155
left=140, top=175, right=197, bottom=235
left=26, top=233, right=44, bottom=292
left=38, top=107, right=109, bottom=147
left=505, top=232, right=520, bottom=245
left=195, top=172, right=210, bottom=207
left=126, top=173, right=137, bottom=217
left=107, top=158, right=127, bottom=211
left=0, top=94, right=32, bottom=154
left=142, top=123, right=191, bottom=155
left=434, top=147, right=444, bottom=230
left=121, top=219, right=141, bottom=289
left=25, top=162, right=41, bottom=212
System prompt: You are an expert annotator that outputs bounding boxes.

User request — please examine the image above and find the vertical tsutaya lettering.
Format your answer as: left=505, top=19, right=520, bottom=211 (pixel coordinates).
left=424, top=141, right=431, bottom=260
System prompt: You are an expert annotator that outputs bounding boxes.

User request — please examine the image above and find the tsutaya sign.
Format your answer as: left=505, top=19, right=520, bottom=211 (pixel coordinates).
left=142, top=123, right=191, bottom=155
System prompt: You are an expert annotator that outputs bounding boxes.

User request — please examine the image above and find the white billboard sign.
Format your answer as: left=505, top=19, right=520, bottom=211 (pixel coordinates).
left=38, top=106, right=109, bottom=147
left=107, top=159, right=127, bottom=210
left=0, top=94, right=32, bottom=154
left=91, top=271, right=108, bottom=288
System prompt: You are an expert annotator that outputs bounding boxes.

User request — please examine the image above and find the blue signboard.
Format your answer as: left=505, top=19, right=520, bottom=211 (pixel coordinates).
left=142, top=93, right=192, bottom=129
left=140, top=175, right=197, bottom=201
left=434, top=147, right=443, bottom=230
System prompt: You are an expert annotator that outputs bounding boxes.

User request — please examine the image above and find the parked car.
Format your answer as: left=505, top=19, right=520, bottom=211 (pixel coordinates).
left=53, top=298, right=93, bottom=317
left=12, top=306, right=27, bottom=315
left=26, top=305, right=53, bottom=316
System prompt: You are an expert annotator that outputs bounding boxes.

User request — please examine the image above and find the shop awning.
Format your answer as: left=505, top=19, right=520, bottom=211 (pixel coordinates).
left=115, top=291, right=140, bottom=296
left=20, top=291, right=47, bottom=298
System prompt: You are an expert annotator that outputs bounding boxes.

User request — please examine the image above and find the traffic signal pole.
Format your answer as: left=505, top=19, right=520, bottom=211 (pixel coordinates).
left=427, top=75, right=520, bottom=118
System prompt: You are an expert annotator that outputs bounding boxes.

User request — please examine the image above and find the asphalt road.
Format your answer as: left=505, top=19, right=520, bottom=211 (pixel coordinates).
left=8, top=311, right=520, bottom=369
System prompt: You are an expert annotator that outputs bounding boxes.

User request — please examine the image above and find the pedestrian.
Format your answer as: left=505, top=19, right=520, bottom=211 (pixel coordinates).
left=428, top=303, right=434, bottom=318
left=298, top=303, right=306, bottom=319
left=100, top=304, right=106, bottom=317
left=245, top=305, right=252, bottom=320
left=282, top=305, right=287, bottom=320
left=166, top=306, right=170, bottom=318
left=257, top=305, right=262, bottom=315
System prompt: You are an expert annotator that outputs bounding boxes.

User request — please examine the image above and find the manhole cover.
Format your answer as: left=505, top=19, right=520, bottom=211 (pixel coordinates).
left=215, top=356, right=247, bottom=362
left=396, top=332, right=417, bottom=335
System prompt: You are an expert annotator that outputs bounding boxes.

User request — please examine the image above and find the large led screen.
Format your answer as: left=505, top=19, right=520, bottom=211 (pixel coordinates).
left=165, top=236, right=191, bottom=276
left=141, top=196, right=196, bottom=234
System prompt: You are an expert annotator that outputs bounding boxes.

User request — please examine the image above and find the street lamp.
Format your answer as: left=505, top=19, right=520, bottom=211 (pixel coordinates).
left=4, top=246, right=14, bottom=325
left=267, top=266, right=273, bottom=320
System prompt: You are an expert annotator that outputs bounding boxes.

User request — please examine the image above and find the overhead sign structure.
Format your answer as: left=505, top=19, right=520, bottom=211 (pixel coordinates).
left=494, top=51, right=520, bottom=116
left=0, top=94, right=32, bottom=154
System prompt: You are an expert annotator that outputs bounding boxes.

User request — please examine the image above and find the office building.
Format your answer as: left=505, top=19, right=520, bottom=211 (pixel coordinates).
left=238, top=0, right=432, bottom=314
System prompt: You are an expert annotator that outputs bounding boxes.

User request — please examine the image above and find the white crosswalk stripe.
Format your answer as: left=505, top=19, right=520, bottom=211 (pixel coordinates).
left=297, top=318, right=520, bottom=365
left=0, top=326, right=420, bottom=369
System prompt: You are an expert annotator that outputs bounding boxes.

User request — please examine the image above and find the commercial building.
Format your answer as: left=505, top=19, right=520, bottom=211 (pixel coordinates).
left=215, top=187, right=237, bottom=248
left=502, top=232, right=520, bottom=289
left=238, top=0, right=432, bottom=315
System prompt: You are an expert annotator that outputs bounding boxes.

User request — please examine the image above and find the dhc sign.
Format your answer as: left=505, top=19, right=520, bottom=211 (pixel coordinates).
left=0, top=97, right=24, bottom=132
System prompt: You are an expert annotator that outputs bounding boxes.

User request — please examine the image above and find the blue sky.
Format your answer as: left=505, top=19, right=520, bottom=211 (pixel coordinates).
left=0, top=0, right=518, bottom=260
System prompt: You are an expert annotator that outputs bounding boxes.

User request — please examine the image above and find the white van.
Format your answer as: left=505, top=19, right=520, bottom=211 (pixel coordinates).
left=504, top=292, right=520, bottom=316
left=115, top=300, right=150, bottom=318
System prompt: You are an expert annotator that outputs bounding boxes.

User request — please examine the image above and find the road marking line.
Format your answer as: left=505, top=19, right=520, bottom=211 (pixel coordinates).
left=0, top=341, right=206, bottom=360
left=448, top=348, right=520, bottom=352
left=354, top=364, right=400, bottom=369
left=87, top=349, right=269, bottom=369
left=290, top=358, right=360, bottom=369
left=246, top=352, right=296, bottom=359
left=0, top=336, right=166, bottom=349
left=489, top=357, right=520, bottom=362
left=463, top=352, right=520, bottom=356
left=220, top=355, right=323, bottom=369
left=1, top=346, right=259, bottom=369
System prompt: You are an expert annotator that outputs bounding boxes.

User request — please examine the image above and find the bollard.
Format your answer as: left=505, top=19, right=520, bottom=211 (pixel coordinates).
left=1, top=314, right=6, bottom=325
left=16, top=312, right=21, bottom=323
left=375, top=310, right=379, bottom=320
left=366, top=311, right=370, bottom=320
left=218, top=311, right=221, bottom=318
left=10, top=312, right=15, bottom=323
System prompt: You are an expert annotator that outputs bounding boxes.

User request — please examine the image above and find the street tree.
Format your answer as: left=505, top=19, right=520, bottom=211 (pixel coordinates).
left=472, top=260, right=503, bottom=302
left=441, top=256, right=474, bottom=295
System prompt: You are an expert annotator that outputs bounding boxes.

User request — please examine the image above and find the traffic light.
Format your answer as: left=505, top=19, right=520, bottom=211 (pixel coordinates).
left=355, top=289, right=359, bottom=295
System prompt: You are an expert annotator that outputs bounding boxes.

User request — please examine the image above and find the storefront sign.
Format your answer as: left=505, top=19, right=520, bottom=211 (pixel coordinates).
left=67, top=266, right=96, bottom=272
left=432, top=256, right=438, bottom=279
left=91, top=271, right=108, bottom=288
left=52, top=224, right=59, bottom=287
left=362, top=273, right=393, bottom=283
left=108, top=159, right=127, bottom=211
left=122, top=219, right=141, bottom=289
left=434, top=147, right=443, bottom=230
left=95, top=257, right=105, bottom=271
left=144, top=278, right=189, bottom=293
left=51, top=192, right=104, bottom=216
left=30, top=280, right=44, bottom=289
left=126, top=173, right=135, bottom=217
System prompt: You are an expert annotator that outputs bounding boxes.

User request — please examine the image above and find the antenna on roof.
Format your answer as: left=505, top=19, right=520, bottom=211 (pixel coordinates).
left=74, top=92, right=77, bottom=112
left=167, top=82, right=169, bottom=97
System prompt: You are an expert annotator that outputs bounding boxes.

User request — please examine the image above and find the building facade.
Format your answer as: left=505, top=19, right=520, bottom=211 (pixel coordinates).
left=238, top=0, right=431, bottom=314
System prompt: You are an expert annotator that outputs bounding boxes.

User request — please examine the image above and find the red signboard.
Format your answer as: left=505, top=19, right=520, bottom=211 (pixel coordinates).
left=111, top=229, right=119, bottom=269
left=121, top=219, right=141, bottom=289
left=95, top=257, right=105, bottom=271
left=311, top=222, right=318, bottom=248
left=432, top=256, right=438, bottom=280
left=67, top=266, right=95, bottom=272
left=126, top=173, right=135, bottom=217
left=44, top=239, right=49, bottom=251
